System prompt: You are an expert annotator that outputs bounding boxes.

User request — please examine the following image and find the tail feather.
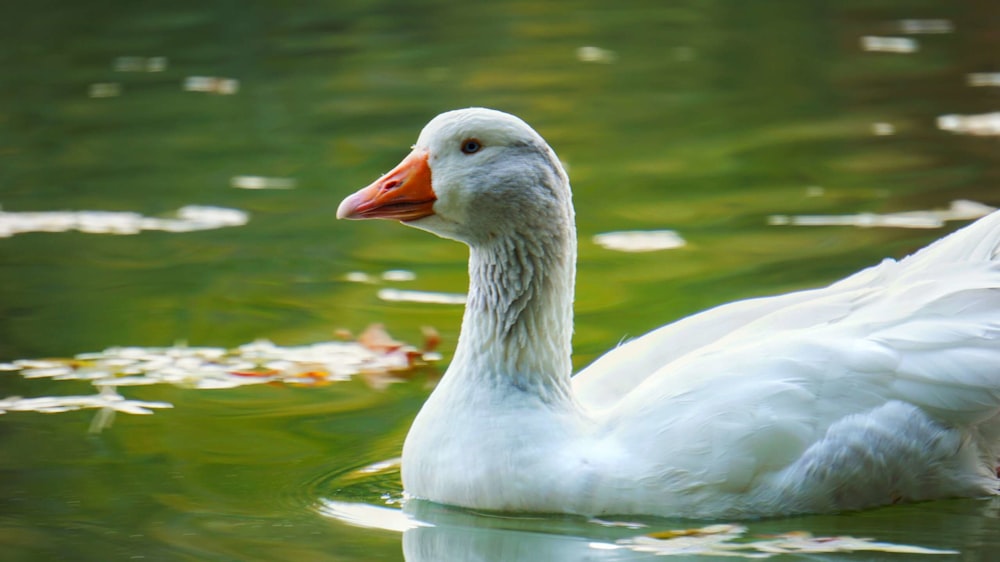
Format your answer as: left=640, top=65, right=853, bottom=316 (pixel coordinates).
left=903, top=209, right=1000, bottom=268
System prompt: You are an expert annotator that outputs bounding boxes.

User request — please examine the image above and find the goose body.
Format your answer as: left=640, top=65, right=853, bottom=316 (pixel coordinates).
left=338, top=108, right=1000, bottom=518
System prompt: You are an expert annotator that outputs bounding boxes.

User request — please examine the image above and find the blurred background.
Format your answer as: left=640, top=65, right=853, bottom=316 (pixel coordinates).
left=1, top=1, right=998, bottom=560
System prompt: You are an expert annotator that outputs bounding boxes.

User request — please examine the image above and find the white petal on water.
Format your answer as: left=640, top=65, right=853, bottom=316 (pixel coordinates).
left=967, top=73, right=1000, bottom=87
left=381, top=269, right=417, bottom=282
left=93, top=375, right=163, bottom=387
left=897, top=19, right=954, bottom=34
left=4, top=332, right=439, bottom=422
left=13, top=359, right=65, bottom=370
left=860, top=36, right=918, bottom=53
left=13, top=338, right=435, bottom=388
left=20, top=366, right=76, bottom=379
left=769, top=199, right=996, bottom=229
left=871, top=122, right=895, bottom=136
left=343, top=271, right=374, bottom=283
left=193, top=377, right=261, bottom=390
left=937, top=112, right=1000, bottom=136
left=230, top=175, right=296, bottom=190
left=0, top=393, right=172, bottom=416
left=593, top=230, right=686, bottom=252
left=576, top=46, right=617, bottom=63
left=183, top=76, right=239, bottom=95
left=175, top=205, right=249, bottom=228
left=0, top=206, right=249, bottom=237
left=111, top=402, right=159, bottom=415
left=617, top=525, right=958, bottom=557
left=377, top=288, right=467, bottom=305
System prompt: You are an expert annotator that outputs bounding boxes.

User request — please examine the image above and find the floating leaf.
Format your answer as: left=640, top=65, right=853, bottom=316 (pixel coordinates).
left=421, top=326, right=441, bottom=352
left=2, top=326, right=441, bottom=424
left=646, top=523, right=745, bottom=539
left=358, top=324, right=405, bottom=353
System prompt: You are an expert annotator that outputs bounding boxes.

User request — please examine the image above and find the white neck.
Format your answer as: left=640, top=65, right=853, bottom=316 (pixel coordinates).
left=447, top=225, right=577, bottom=405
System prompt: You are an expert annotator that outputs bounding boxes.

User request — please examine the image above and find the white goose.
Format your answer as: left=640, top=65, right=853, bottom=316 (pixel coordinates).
left=338, top=107, right=1000, bottom=518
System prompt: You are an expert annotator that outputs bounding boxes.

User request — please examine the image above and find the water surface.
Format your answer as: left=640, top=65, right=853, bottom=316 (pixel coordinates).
left=2, top=1, right=999, bottom=560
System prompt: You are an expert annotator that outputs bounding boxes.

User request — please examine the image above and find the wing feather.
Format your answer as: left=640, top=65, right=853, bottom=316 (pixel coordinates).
left=597, top=236, right=1000, bottom=489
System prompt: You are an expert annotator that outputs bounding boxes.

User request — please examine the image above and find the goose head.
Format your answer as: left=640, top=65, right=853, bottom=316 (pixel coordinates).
left=337, top=108, right=573, bottom=247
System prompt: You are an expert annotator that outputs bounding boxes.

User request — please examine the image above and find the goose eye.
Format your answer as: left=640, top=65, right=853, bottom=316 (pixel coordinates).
left=460, top=139, right=482, bottom=154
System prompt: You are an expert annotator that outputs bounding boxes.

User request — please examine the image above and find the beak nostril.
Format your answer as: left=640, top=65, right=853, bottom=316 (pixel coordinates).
left=339, top=148, right=433, bottom=221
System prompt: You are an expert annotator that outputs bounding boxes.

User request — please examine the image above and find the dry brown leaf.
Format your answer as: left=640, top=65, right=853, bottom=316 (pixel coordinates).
left=421, top=326, right=441, bottom=352
left=358, top=324, right=404, bottom=353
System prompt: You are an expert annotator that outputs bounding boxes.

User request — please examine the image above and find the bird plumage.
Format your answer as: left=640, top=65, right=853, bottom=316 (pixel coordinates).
left=338, top=107, right=1000, bottom=518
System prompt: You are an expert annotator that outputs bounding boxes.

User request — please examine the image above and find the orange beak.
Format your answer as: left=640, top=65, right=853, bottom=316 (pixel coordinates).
left=337, top=149, right=436, bottom=221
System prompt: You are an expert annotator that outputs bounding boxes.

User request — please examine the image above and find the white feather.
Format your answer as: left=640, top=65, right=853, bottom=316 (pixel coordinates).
left=345, top=108, right=1000, bottom=518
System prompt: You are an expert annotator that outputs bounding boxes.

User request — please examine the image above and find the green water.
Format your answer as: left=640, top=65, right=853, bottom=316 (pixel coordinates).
left=2, top=0, right=999, bottom=560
